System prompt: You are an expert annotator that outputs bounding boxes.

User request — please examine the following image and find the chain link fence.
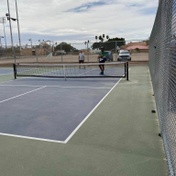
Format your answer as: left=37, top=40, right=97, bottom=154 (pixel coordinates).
left=149, top=0, right=176, bottom=175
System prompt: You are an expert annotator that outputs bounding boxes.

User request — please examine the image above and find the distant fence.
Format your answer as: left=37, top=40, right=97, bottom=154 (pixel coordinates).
left=0, top=41, right=122, bottom=64
left=149, top=0, right=176, bottom=175
left=0, top=40, right=149, bottom=65
left=0, top=41, right=122, bottom=58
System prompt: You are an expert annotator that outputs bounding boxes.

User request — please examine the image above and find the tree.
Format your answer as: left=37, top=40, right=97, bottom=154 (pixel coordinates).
left=142, top=39, right=149, bottom=46
left=91, top=37, right=126, bottom=51
left=55, top=42, right=77, bottom=52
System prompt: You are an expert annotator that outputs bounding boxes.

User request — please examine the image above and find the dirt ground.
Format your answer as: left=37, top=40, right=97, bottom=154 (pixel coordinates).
left=0, top=52, right=148, bottom=66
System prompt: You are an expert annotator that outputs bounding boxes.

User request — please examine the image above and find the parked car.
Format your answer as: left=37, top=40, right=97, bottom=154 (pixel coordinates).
left=54, top=50, right=66, bottom=56
left=117, top=50, right=131, bottom=61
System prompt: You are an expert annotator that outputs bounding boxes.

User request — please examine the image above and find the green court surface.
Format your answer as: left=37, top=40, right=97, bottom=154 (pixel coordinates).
left=0, top=64, right=168, bottom=176
left=0, top=74, right=13, bottom=83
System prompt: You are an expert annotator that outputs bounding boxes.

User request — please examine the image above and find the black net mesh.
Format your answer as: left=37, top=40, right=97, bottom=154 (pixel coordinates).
left=14, top=62, right=129, bottom=80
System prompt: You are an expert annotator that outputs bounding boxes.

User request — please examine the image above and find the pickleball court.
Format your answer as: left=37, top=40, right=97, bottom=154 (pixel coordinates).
left=0, top=68, right=122, bottom=143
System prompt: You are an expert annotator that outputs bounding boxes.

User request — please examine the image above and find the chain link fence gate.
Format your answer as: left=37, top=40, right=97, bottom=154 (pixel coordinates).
left=149, top=0, right=176, bottom=175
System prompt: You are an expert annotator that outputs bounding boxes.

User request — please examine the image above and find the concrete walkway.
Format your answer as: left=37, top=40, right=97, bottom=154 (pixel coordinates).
left=0, top=64, right=168, bottom=176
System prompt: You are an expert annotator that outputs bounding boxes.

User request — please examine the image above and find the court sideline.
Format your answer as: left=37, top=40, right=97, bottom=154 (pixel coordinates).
left=0, top=64, right=168, bottom=176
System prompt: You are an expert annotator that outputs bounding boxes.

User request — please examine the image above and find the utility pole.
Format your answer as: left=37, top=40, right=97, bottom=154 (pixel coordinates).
left=15, top=0, right=22, bottom=55
left=6, top=0, right=16, bottom=63
left=0, top=17, right=7, bottom=48
left=85, top=40, right=89, bottom=62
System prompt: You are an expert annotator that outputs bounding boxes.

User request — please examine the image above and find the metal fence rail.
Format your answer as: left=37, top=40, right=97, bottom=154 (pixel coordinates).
left=149, top=0, right=176, bottom=175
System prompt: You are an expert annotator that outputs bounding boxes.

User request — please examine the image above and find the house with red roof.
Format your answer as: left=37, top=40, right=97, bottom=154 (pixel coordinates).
left=121, top=42, right=149, bottom=52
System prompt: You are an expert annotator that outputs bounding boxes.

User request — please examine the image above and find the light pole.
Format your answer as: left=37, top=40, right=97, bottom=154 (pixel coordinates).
left=0, top=36, right=4, bottom=48
left=0, top=17, right=7, bottom=48
left=29, top=38, right=34, bottom=56
left=60, top=42, right=63, bottom=62
left=29, top=38, right=32, bottom=48
left=6, top=0, right=17, bottom=63
left=84, top=40, right=89, bottom=62
left=15, top=0, right=22, bottom=55
left=53, top=42, right=57, bottom=53
left=0, top=36, right=4, bottom=57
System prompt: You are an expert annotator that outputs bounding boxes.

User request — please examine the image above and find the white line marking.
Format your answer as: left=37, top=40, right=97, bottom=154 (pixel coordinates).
left=0, top=79, right=121, bottom=144
left=0, top=84, right=112, bottom=90
left=46, top=85, right=111, bottom=90
left=0, top=133, right=65, bottom=144
left=0, top=86, right=46, bottom=104
left=0, top=79, right=14, bottom=84
left=0, top=84, right=43, bottom=88
left=64, top=78, right=122, bottom=143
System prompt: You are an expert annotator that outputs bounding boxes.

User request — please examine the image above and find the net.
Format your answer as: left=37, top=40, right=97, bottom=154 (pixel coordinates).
left=13, top=62, right=129, bottom=80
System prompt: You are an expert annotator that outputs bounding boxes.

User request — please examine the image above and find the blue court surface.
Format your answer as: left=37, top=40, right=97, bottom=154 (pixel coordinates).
left=0, top=67, right=13, bottom=75
left=0, top=76, right=120, bottom=143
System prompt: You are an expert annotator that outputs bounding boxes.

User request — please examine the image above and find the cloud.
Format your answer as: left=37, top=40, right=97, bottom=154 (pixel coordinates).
left=0, top=0, right=158, bottom=48
left=66, top=1, right=107, bottom=12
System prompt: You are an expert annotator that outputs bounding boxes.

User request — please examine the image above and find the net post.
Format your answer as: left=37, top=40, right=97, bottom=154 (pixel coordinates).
left=125, top=62, right=129, bottom=81
left=13, top=63, right=17, bottom=79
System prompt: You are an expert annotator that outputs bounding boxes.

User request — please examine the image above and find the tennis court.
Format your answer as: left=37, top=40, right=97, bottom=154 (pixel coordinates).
left=0, top=66, right=121, bottom=143
left=0, top=65, right=168, bottom=176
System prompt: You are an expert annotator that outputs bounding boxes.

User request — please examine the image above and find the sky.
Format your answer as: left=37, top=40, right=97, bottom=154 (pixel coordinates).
left=0, top=0, right=158, bottom=49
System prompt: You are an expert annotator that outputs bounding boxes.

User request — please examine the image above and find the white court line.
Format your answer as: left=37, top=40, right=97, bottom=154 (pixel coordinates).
left=38, top=85, right=111, bottom=90
left=0, top=79, right=121, bottom=144
left=64, top=78, right=122, bottom=143
left=0, top=80, right=14, bottom=84
left=0, top=84, right=43, bottom=88
left=0, top=84, right=112, bottom=90
left=0, top=86, right=46, bottom=104
left=0, top=132, right=65, bottom=144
